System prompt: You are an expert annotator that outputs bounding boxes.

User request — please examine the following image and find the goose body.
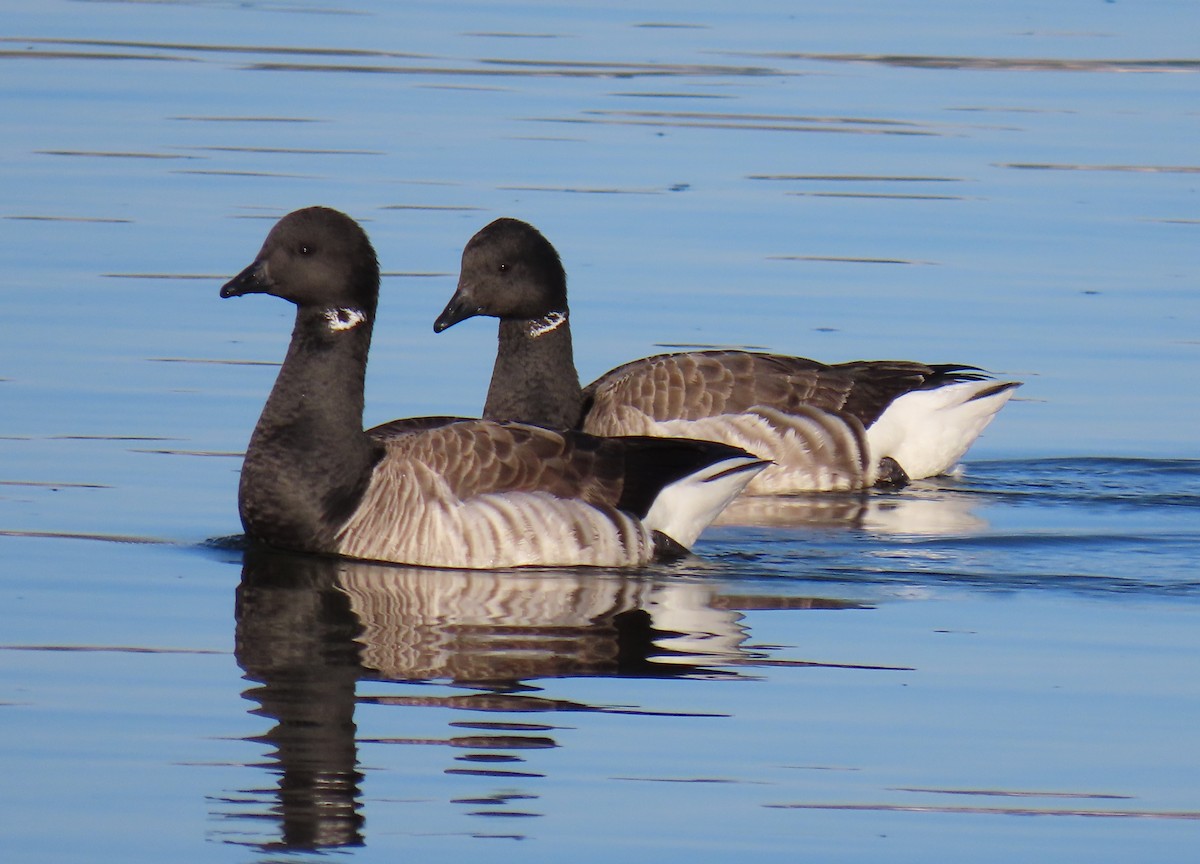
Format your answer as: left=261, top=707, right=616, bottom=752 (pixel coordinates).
left=221, top=207, right=765, bottom=569
left=434, top=217, right=1020, bottom=493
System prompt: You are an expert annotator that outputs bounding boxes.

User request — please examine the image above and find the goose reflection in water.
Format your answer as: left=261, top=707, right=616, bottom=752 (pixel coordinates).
left=227, top=546, right=865, bottom=850
left=714, top=480, right=991, bottom=535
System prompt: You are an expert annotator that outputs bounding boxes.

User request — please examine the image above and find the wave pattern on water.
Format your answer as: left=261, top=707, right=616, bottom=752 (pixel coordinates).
left=962, top=457, right=1200, bottom=509
left=748, top=52, right=1200, bottom=73
left=703, top=458, right=1200, bottom=600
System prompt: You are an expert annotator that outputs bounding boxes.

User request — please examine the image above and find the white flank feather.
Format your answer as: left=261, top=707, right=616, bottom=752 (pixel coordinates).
left=866, top=380, right=1020, bottom=480
left=641, top=454, right=768, bottom=548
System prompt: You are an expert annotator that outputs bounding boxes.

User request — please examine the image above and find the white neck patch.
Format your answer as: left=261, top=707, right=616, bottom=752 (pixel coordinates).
left=323, top=307, right=367, bottom=332
left=528, top=310, right=567, bottom=338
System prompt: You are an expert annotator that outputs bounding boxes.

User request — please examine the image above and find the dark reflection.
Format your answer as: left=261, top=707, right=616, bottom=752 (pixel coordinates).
left=227, top=546, right=866, bottom=850
left=232, top=548, right=366, bottom=850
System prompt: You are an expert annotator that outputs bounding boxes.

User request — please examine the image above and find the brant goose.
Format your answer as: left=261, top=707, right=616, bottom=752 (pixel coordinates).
left=220, top=207, right=765, bottom=568
left=434, top=217, right=1020, bottom=493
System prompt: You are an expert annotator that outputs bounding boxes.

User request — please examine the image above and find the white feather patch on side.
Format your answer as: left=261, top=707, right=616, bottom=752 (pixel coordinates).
left=866, top=380, right=1020, bottom=479
left=641, top=454, right=768, bottom=548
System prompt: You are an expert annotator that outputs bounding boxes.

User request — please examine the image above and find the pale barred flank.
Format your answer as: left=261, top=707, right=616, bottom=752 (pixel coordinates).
left=334, top=448, right=656, bottom=568
left=583, top=404, right=872, bottom=494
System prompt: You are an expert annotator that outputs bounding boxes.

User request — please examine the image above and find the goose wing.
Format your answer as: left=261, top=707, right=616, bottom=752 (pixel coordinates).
left=367, top=417, right=626, bottom=506
left=583, top=350, right=992, bottom=428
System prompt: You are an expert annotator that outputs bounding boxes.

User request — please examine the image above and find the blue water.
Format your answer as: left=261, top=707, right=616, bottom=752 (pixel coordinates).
left=2, top=1, right=1199, bottom=861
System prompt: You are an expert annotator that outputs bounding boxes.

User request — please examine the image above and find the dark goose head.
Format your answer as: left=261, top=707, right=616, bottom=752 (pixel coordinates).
left=434, top=217, right=568, bottom=332
left=435, top=218, right=583, bottom=429
left=222, top=206, right=379, bottom=316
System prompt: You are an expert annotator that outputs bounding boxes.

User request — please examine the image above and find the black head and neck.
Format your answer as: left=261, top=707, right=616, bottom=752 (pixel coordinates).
left=434, top=217, right=583, bottom=429
left=221, top=206, right=385, bottom=551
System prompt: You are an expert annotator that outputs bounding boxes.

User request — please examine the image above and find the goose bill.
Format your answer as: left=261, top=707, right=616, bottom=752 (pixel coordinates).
left=220, top=259, right=270, bottom=299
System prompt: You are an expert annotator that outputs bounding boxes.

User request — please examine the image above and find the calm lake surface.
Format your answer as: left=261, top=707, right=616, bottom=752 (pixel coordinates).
left=2, top=1, right=1199, bottom=861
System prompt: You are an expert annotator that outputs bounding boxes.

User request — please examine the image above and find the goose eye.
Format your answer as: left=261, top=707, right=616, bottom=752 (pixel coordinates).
left=498, top=262, right=508, bottom=273
left=299, top=244, right=313, bottom=256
